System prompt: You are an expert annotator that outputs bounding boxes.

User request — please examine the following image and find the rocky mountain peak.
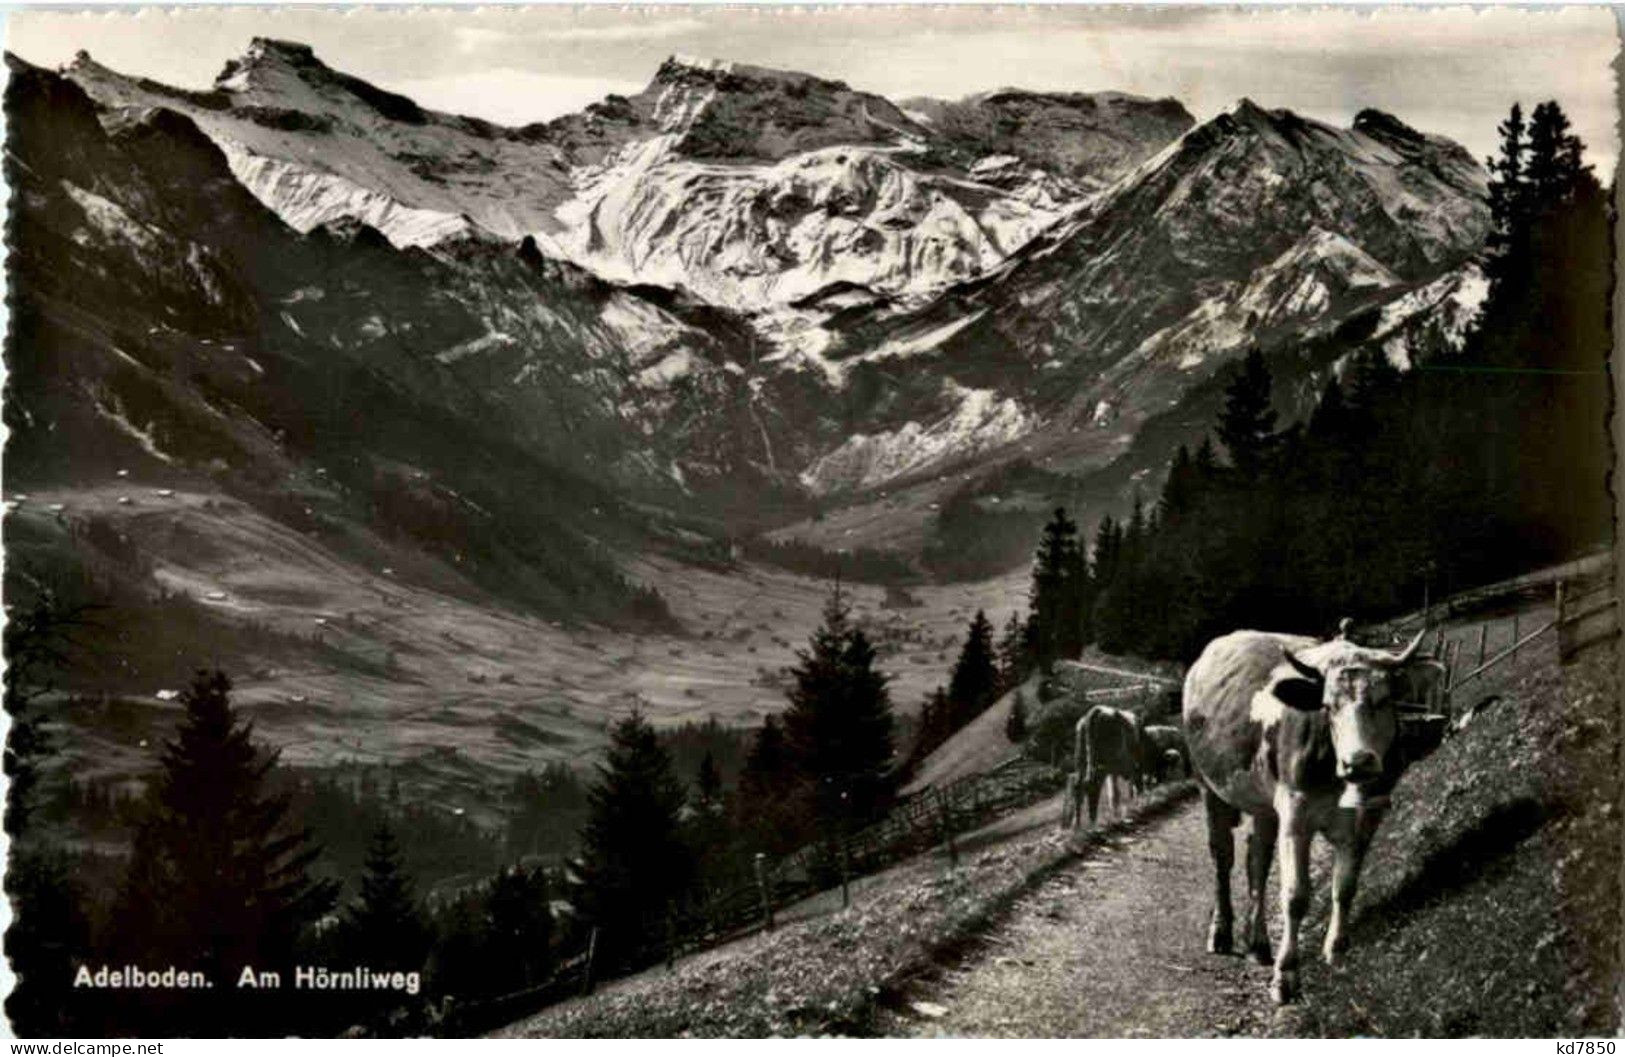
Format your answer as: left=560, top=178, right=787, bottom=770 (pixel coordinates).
left=899, top=88, right=1193, bottom=189
left=215, top=37, right=321, bottom=89
left=213, top=36, right=427, bottom=124
left=632, top=54, right=925, bottom=160
left=1352, top=107, right=1425, bottom=146
left=650, top=54, right=852, bottom=95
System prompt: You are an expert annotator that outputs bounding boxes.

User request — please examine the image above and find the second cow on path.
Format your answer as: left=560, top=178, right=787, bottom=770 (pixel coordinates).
left=1064, top=705, right=1147, bottom=828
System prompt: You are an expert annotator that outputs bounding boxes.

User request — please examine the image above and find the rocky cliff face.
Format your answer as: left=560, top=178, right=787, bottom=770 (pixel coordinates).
left=902, top=88, right=1195, bottom=190
left=793, top=99, right=1488, bottom=492
left=37, top=41, right=1490, bottom=515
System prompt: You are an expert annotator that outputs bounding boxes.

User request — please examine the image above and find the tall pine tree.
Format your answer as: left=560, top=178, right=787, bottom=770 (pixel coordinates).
left=573, top=710, right=692, bottom=969
left=344, top=822, right=430, bottom=973
left=486, top=866, right=554, bottom=991
left=1216, top=346, right=1277, bottom=477
left=946, top=610, right=1000, bottom=730
left=113, top=670, right=338, bottom=1033
left=734, top=715, right=801, bottom=856
left=995, top=610, right=1029, bottom=693
left=1026, top=508, right=1082, bottom=673
left=782, top=586, right=897, bottom=830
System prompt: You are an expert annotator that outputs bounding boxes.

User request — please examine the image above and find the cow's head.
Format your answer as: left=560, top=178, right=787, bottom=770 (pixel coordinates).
left=1277, top=629, right=1429, bottom=786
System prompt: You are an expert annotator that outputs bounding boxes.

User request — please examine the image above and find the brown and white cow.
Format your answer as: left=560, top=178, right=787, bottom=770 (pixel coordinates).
left=1068, top=705, right=1146, bottom=828
left=1183, top=627, right=1429, bottom=1003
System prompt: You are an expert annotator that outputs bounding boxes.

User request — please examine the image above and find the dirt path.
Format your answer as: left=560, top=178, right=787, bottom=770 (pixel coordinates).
left=886, top=800, right=1313, bottom=1038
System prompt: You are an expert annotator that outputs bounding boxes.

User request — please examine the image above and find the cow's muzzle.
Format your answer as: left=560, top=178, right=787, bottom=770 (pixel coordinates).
left=1337, top=749, right=1381, bottom=784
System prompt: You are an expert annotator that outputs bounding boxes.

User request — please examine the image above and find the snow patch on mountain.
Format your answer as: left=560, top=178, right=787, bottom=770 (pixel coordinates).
left=559, top=143, right=1063, bottom=317
left=1374, top=264, right=1488, bottom=368
left=221, top=144, right=477, bottom=248
left=799, top=383, right=1034, bottom=493
left=63, top=181, right=162, bottom=254
left=861, top=310, right=988, bottom=366
left=1122, top=227, right=1401, bottom=376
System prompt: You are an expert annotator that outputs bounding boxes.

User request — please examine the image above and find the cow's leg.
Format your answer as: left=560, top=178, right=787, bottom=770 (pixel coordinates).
left=1324, top=804, right=1385, bottom=965
left=1272, top=791, right=1313, bottom=1004
left=1086, top=774, right=1103, bottom=825
left=1202, top=787, right=1240, bottom=954
left=1244, top=812, right=1278, bottom=965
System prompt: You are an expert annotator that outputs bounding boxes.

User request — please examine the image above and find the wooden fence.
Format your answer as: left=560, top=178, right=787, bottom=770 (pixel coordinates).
left=1369, top=560, right=1616, bottom=723
left=446, top=755, right=1066, bottom=1034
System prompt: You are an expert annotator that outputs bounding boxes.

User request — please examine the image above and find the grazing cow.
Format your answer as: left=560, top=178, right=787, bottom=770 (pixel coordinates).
left=1183, top=627, right=1429, bottom=1004
left=1141, top=724, right=1190, bottom=784
left=1071, top=705, right=1146, bottom=827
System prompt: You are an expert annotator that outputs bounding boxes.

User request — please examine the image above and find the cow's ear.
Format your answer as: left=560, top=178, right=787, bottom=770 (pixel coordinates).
left=1274, top=677, right=1325, bottom=712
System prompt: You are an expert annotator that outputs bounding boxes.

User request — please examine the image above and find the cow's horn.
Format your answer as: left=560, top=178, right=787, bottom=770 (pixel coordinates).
left=1282, top=650, right=1321, bottom=682
left=1390, top=627, right=1427, bottom=665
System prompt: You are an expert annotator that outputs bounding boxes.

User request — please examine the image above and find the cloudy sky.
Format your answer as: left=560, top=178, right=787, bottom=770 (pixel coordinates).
left=7, top=6, right=1620, bottom=172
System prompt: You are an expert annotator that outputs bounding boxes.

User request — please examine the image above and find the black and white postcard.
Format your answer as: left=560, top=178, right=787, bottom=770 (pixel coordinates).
left=2, top=5, right=1619, bottom=1039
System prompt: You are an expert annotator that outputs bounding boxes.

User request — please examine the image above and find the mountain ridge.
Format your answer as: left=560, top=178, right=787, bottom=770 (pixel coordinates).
left=34, top=40, right=1490, bottom=514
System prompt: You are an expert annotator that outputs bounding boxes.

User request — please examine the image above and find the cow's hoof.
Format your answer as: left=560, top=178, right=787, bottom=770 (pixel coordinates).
left=1208, top=924, right=1233, bottom=955
left=1271, top=969, right=1298, bottom=1005
left=1248, top=940, right=1273, bottom=966
left=1323, top=936, right=1348, bottom=966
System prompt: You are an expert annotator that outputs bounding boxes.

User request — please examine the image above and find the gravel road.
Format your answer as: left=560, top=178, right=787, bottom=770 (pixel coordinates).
left=888, top=799, right=1315, bottom=1038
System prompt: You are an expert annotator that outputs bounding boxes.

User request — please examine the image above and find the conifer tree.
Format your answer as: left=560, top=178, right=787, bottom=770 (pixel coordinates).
left=738, top=716, right=788, bottom=801
left=1484, top=101, right=1529, bottom=286
left=574, top=710, right=692, bottom=969
left=1216, top=347, right=1277, bottom=477
left=695, top=751, right=723, bottom=814
left=1158, top=445, right=1197, bottom=529
left=1059, top=534, right=1091, bottom=657
left=120, top=674, right=334, bottom=965
left=486, top=866, right=553, bottom=990
left=344, top=822, right=429, bottom=972
left=687, top=751, right=731, bottom=892
left=112, top=670, right=337, bottom=1033
left=908, top=686, right=951, bottom=768
left=4, top=848, right=89, bottom=1037
left=782, top=586, right=897, bottom=830
left=995, top=610, right=1029, bottom=692
left=1525, top=101, right=1590, bottom=210
left=946, top=610, right=999, bottom=730
left=1026, top=508, right=1081, bottom=673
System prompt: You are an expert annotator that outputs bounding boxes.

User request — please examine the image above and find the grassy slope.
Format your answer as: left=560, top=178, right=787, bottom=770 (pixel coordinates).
left=902, top=686, right=1026, bottom=795
left=1284, top=643, right=1621, bottom=1036
left=496, top=782, right=1195, bottom=1038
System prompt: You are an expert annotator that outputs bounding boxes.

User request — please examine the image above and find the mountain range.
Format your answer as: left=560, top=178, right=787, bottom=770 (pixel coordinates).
left=4, top=39, right=1495, bottom=781
left=37, top=41, right=1491, bottom=508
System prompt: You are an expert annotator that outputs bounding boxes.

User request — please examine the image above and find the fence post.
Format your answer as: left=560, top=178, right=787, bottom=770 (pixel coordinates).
left=581, top=927, right=599, bottom=997
left=665, top=905, right=677, bottom=971
left=1476, top=623, right=1488, bottom=668
left=839, top=835, right=852, bottom=910
left=754, top=852, right=775, bottom=932
left=1556, top=580, right=1569, bottom=658
left=939, top=789, right=959, bottom=870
